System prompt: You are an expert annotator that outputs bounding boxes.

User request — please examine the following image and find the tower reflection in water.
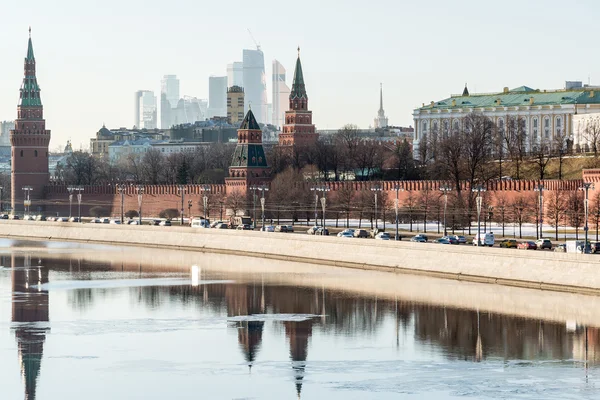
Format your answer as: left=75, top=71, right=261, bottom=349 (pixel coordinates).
left=11, top=254, right=49, bottom=400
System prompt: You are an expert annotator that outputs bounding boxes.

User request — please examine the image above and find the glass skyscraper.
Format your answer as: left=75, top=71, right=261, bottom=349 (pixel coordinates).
left=242, top=49, right=268, bottom=124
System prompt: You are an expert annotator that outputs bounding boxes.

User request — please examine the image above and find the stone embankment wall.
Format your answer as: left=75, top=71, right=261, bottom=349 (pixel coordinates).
left=1, top=220, right=600, bottom=295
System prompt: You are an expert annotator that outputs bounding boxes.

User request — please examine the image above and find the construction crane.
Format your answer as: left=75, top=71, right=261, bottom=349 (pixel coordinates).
left=247, top=28, right=261, bottom=51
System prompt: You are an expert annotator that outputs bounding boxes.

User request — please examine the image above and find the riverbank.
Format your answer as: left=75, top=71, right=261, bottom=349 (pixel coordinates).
left=1, top=220, right=599, bottom=295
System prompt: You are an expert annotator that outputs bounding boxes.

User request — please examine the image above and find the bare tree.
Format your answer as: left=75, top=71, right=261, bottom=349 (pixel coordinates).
left=336, top=185, right=355, bottom=228
left=583, top=116, right=600, bottom=157
left=546, top=190, right=566, bottom=240
left=529, top=137, right=552, bottom=180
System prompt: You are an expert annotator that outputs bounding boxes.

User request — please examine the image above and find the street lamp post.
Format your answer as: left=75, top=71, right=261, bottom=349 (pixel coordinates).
left=311, top=186, right=331, bottom=234
left=394, top=185, right=405, bottom=241
left=136, top=185, right=144, bottom=225
left=22, top=186, right=33, bottom=216
left=580, top=182, right=594, bottom=253
left=440, top=185, right=452, bottom=236
left=371, top=184, right=382, bottom=231
left=116, top=184, right=127, bottom=224
left=472, top=185, right=486, bottom=246
left=249, top=186, right=260, bottom=229
left=313, top=193, right=318, bottom=226
left=0, top=186, right=3, bottom=213
left=254, top=186, right=269, bottom=230
left=177, top=185, right=186, bottom=225
left=534, top=184, right=545, bottom=240
left=68, top=187, right=83, bottom=222
left=201, top=185, right=211, bottom=222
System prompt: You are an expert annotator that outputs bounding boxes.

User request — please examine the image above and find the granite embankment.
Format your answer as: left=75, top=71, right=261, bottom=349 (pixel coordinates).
left=1, top=221, right=599, bottom=295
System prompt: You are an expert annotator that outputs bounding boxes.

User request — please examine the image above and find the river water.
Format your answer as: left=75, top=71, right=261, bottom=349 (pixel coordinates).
left=1, top=239, right=600, bottom=399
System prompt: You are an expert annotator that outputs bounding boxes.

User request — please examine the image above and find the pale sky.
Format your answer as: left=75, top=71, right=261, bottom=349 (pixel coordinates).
left=0, top=0, right=598, bottom=150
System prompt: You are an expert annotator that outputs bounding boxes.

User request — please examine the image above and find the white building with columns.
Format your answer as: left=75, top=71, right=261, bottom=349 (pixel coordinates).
left=412, top=82, right=600, bottom=158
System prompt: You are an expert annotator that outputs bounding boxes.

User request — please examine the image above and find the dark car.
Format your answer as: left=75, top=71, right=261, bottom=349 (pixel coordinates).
left=535, top=238, right=552, bottom=250
left=518, top=241, right=537, bottom=250
left=316, top=227, right=329, bottom=236
left=441, top=235, right=458, bottom=244
left=0, top=214, right=8, bottom=220
left=354, top=229, right=369, bottom=238
left=434, top=238, right=451, bottom=244
left=591, top=242, right=600, bottom=254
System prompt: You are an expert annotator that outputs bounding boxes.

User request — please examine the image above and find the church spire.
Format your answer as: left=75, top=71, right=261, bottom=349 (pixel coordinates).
left=379, top=83, right=384, bottom=112
left=27, top=27, right=35, bottom=61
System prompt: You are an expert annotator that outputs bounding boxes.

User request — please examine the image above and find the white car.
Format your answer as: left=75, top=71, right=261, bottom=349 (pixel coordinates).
left=307, top=226, right=319, bottom=235
left=375, top=232, right=391, bottom=240
left=56, top=217, right=68, bottom=222
left=473, top=232, right=495, bottom=247
left=128, top=220, right=141, bottom=225
left=109, top=219, right=122, bottom=225
left=337, top=231, right=354, bottom=238
left=261, top=225, right=275, bottom=232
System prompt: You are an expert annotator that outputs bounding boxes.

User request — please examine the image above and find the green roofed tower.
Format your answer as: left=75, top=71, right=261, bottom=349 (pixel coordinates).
left=226, top=108, right=270, bottom=195
left=10, top=28, right=51, bottom=214
left=279, top=48, right=318, bottom=149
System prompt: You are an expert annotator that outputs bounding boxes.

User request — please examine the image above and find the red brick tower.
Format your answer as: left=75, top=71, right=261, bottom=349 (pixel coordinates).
left=10, top=28, right=51, bottom=214
left=225, top=108, right=270, bottom=195
left=279, top=48, right=318, bottom=148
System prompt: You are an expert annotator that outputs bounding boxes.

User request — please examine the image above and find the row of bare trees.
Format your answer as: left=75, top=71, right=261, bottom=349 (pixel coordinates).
left=55, top=144, right=235, bottom=185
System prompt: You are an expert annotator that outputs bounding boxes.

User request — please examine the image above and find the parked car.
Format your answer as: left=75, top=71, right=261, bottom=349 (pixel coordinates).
left=518, top=241, right=537, bottom=250
left=455, top=235, right=467, bottom=244
left=68, top=217, right=80, bottom=223
left=56, top=217, right=68, bottom=222
left=10, top=215, right=20, bottom=220
left=210, top=221, right=225, bottom=228
left=274, top=225, right=288, bottom=232
left=375, top=232, right=391, bottom=240
left=191, top=218, right=210, bottom=228
left=110, top=219, right=122, bottom=225
left=592, top=242, right=600, bottom=254
left=410, top=235, right=427, bottom=243
left=236, top=224, right=252, bottom=230
left=307, top=226, right=319, bottom=235
left=316, top=227, right=329, bottom=235
left=337, top=231, right=354, bottom=238
left=354, top=229, right=369, bottom=238
left=102, top=218, right=110, bottom=224
left=0, top=214, right=8, bottom=220
left=213, top=223, right=229, bottom=229
left=434, top=237, right=451, bottom=244
left=23, top=215, right=34, bottom=221
left=340, top=229, right=355, bottom=236
left=46, top=216, right=56, bottom=222
left=535, top=238, right=552, bottom=250
left=35, top=215, right=46, bottom=221
left=441, top=235, right=458, bottom=244
left=499, top=239, right=518, bottom=248
left=473, top=232, right=495, bottom=247
left=128, top=220, right=141, bottom=225
left=554, top=244, right=567, bottom=253
left=260, top=225, right=275, bottom=232
left=286, top=225, right=294, bottom=232
left=158, top=220, right=171, bottom=226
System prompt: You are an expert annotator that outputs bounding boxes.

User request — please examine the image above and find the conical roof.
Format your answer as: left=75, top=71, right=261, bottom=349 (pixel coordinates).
left=239, top=109, right=261, bottom=130
left=462, top=84, right=469, bottom=96
left=290, top=52, right=307, bottom=100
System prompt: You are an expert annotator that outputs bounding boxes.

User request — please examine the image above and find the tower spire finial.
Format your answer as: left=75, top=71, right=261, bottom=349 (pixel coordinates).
left=29, top=26, right=31, bottom=37
left=379, top=83, right=383, bottom=112
left=297, top=46, right=300, bottom=57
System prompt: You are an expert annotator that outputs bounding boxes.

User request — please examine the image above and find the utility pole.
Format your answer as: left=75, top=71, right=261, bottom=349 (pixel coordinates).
left=472, top=185, right=486, bottom=246
left=580, top=182, right=594, bottom=253
left=534, top=184, right=545, bottom=240
left=255, top=186, right=269, bottom=230
left=68, top=187, right=84, bottom=222
left=440, top=185, right=452, bottom=236
left=394, top=185, right=405, bottom=241
left=201, top=185, right=211, bottom=222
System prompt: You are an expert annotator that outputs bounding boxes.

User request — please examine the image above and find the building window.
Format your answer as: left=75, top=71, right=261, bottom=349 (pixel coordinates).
left=544, top=117, right=550, bottom=139
left=20, top=150, right=23, bottom=157
left=34, top=150, right=38, bottom=157
left=422, top=121, right=427, bottom=133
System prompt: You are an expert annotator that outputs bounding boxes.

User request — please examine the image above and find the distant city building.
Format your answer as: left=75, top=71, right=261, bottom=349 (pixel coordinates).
left=243, top=49, right=268, bottom=124
left=160, top=75, right=180, bottom=129
left=374, top=84, right=388, bottom=129
left=173, top=96, right=208, bottom=126
left=227, top=86, right=245, bottom=125
left=208, top=76, right=228, bottom=118
left=90, top=125, right=169, bottom=157
left=169, top=118, right=238, bottom=143
left=134, top=90, right=157, bottom=129
left=108, top=138, right=210, bottom=163
left=227, top=62, right=243, bottom=88
left=272, top=60, right=291, bottom=129
left=412, top=82, right=600, bottom=158
left=0, top=121, right=15, bottom=150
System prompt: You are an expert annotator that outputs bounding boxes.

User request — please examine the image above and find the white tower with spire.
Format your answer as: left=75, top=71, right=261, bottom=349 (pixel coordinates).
left=374, top=83, right=388, bottom=128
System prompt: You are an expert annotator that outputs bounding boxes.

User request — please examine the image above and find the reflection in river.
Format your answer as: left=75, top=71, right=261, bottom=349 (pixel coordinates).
left=2, top=245, right=600, bottom=399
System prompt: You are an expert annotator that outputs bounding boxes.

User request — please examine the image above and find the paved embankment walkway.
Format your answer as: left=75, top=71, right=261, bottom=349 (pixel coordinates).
left=1, top=221, right=599, bottom=295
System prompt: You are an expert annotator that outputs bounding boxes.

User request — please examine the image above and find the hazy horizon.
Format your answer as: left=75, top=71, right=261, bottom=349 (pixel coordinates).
left=1, top=0, right=598, bottom=150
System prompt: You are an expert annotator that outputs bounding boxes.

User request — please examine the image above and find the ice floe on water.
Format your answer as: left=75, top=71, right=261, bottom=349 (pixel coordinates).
left=227, top=313, right=322, bottom=322
left=32, top=278, right=234, bottom=291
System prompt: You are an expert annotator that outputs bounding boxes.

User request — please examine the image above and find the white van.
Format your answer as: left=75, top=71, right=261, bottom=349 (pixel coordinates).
left=473, top=232, right=495, bottom=247
left=191, top=218, right=210, bottom=228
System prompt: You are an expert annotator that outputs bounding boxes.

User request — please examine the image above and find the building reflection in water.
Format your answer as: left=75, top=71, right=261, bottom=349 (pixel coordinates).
left=17, top=255, right=600, bottom=398
left=11, top=254, right=49, bottom=400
